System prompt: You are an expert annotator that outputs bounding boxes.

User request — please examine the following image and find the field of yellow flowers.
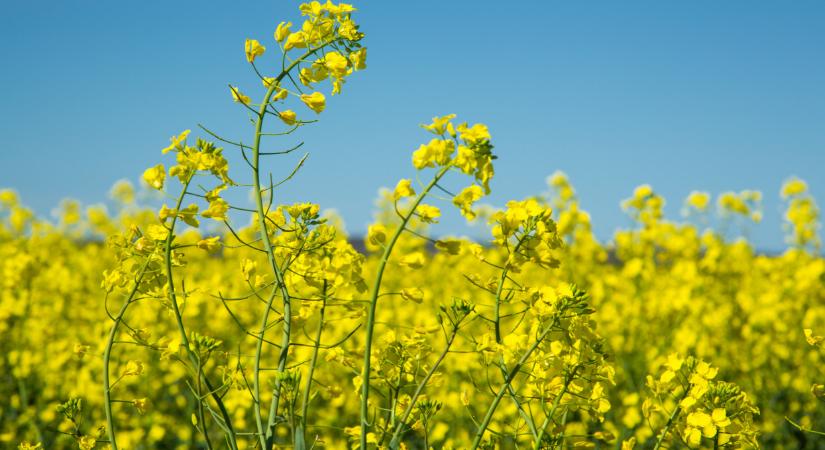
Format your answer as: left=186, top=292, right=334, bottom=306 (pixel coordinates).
left=2, top=2, right=824, bottom=450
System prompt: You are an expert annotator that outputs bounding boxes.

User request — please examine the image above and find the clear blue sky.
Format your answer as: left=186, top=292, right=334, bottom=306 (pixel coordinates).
left=1, top=1, right=823, bottom=250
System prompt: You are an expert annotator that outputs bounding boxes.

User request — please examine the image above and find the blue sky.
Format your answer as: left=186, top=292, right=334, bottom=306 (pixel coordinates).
left=1, top=1, right=823, bottom=250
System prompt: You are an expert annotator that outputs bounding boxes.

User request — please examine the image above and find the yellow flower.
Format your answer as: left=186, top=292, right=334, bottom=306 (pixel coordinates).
left=393, top=179, right=416, bottom=200
left=421, top=114, right=456, bottom=135
left=805, top=328, right=824, bottom=347
left=241, top=258, right=258, bottom=281
left=323, top=51, right=350, bottom=78
left=685, top=191, right=710, bottom=211
left=367, top=224, right=388, bottom=246
left=782, top=177, right=808, bottom=198
left=17, top=442, right=42, bottom=450
left=416, top=204, right=441, bottom=223
left=230, top=85, right=251, bottom=105
left=123, top=360, right=144, bottom=376
left=196, top=236, right=222, bottom=253
left=73, top=343, right=89, bottom=359
left=279, top=109, right=298, bottom=126
left=133, top=398, right=149, bottom=414
left=300, top=92, right=326, bottom=113
left=275, top=21, right=292, bottom=42
left=349, top=48, right=367, bottom=70
left=201, top=198, right=229, bottom=221
left=399, top=252, right=425, bottom=269
left=453, top=184, right=484, bottom=220
left=400, top=287, right=424, bottom=303
left=162, top=129, right=190, bottom=154
left=78, top=437, right=96, bottom=450
left=284, top=31, right=307, bottom=51
left=142, top=164, right=166, bottom=190
left=244, top=38, right=266, bottom=63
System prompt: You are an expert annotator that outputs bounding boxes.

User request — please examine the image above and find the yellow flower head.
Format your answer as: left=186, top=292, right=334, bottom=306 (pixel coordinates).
left=275, top=21, right=292, bottom=42
left=142, top=164, right=166, bottom=190
left=279, top=109, right=298, bottom=126
left=393, top=179, right=416, bottom=200
left=300, top=92, right=326, bottom=113
left=244, top=38, right=266, bottom=63
left=230, top=85, right=251, bottom=105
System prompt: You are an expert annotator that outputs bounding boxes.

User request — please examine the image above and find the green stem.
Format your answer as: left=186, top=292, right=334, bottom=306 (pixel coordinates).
left=533, top=372, right=575, bottom=450
left=388, top=326, right=458, bottom=448
left=299, top=282, right=327, bottom=441
left=470, top=318, right=558, bottom=450
left=360, top=165, right=451, bottom=449
left=492, top=237, right=538, bottom=440
left=102, top=260, right=151, bottom=450
left=653, top=388, right=691, bottom=450
left=249, top=41, right=335, bottom=450
left=164, top=178, right=238, bottom=450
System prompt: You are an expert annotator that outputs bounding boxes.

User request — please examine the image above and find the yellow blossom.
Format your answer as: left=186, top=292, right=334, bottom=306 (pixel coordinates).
left=244, top=38, right=265, bottom=63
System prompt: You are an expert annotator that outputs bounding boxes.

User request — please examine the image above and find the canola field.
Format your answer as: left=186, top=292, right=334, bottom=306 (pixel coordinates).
left=2, top=2, right=824, bottom=449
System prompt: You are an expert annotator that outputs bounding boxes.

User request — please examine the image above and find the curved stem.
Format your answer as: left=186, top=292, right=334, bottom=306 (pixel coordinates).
left=102, top=261, right=151, bottom=450
left=388, top=326, right=458, bottom=448
left=470, top=318, right=558, bottom=450
left=360, top=165, right=451, bottom=449
left=164, top=178, right=238, bottom=450
left=249, top=41, right=336, bottom=449
left=653, top=388, right=691, bottom=450
left=299, top=282, right=327, bottom=441
left=533, top=371, right=575, bottom=450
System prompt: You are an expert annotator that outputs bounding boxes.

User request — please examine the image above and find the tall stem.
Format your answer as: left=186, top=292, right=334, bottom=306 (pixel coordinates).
left=360, top=165, right=450, bottom=449
left=249, top=41, right=335, bottom=448
left=102, top=261, right=151, bottom=450
left=164, top=178, right=238, bottom=450
left=470, top=318, right=558, bottom=450
left=299, top=282, right=327, bottom=441
left=388, top=326, right=457, bottom=448
left=653, top=388, right=691, bottom=450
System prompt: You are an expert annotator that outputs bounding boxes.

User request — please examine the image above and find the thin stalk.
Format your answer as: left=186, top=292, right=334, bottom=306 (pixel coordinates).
left=250, top=41, right=336, bottom=449
left=299, top=282, right=327, bottom=440
left=164, top=178, right=238, bottom=450
left=360, top=165, right=451, bottom=449
left=533, top=373, right=575, bottom=450
left=653, top=388, right=691, bottom=450
left=470, top=318, right=559, bottom=450
left=493, top=237, right=537, bottom=440
left=388, top=326, right=458, bottom=448
left=102, top=260, right=151, bottom=450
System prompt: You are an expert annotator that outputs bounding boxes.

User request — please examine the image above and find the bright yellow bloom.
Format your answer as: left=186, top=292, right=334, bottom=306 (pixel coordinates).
left=142, top=164, right=166, bottom=190
left=367, top=224, right=388, bottom=246
left=133, top=397, right=149, bottom=414
left=201, top=198, right=229, bottom=221
left=422, top=114, right=456, bottom=135
left=162, top=129, right=190, bottom=154
left=196, top=236, right=222, bottom=253
left=284, top=31, right=307, bottom=51
left=230, top=85, right=251, bottom=105
left=123, top=360, right=144, bottom=376
left=782, top=177, right=808, bottom=198
left=416, top=204, right=441, bottom=223
left=323, top=51, right=350, bottom=78
left=685, top=191, right=710, bottom=211
left=393, top=179, right=416, bottom=200
left=349, top=48, right=367, bottom=70
left=244, top=38, right=266, bottom=63
left=805, top=328, right=823, bottom=347
left=279, top=109, right=298, bottom=125
left=400, top=287, right=424, bottom=303
left=301, top=92, right=326, bottom=113
left=275, top=21, right=292, bottom=42
left=453, top=184, right=484, bottom=220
